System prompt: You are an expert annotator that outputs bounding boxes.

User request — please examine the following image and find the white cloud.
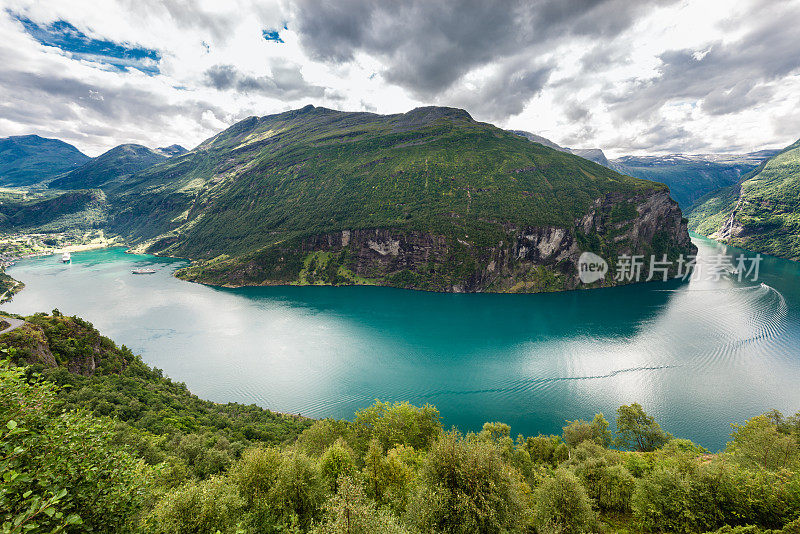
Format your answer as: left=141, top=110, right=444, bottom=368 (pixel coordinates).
left=0, top=0, right=798, bottom=157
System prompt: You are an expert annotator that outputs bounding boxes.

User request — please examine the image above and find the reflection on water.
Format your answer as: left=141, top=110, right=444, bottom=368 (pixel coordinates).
left=4, top=234, right=800, bottom=451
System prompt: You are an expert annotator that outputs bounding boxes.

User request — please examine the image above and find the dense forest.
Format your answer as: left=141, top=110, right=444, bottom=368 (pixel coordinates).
left=2, top=313, right=800, bottom=533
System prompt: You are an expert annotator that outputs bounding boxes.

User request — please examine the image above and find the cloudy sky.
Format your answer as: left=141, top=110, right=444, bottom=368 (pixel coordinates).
left=1, top=0, right=799, bottom=157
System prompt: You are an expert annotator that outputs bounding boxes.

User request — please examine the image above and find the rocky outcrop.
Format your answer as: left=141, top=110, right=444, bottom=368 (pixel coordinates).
left=0, top=315, right=133, bottom=376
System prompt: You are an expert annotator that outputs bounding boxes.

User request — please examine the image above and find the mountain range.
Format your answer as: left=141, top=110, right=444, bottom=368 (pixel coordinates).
left=510, top=130, right=775, bottom=208
left=27, top=106, right=800, bottom=291
left=0, top=134, right=90, bottom=185
left=687, top=138, right=800, bottom=261
left=0, top=134, right=186, bottom=189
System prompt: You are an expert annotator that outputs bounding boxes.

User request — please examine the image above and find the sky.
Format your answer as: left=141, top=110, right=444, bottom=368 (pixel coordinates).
left=0, top=0, right=799, bottom=157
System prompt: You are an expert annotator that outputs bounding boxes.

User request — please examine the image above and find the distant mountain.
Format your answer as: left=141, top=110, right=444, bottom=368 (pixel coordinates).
left=156, top=144, right=188, bottom=157
left=508, top=130, right=568, bottom=152
left=509, top=131, right=610, bottom=167
left=509, top=130, right=776, bottom=209
left=687, top=138, right=800, bottom=261
left=0, top=135, right=90, bottom=186
left=49, top=144, right=168, bottom=190
left=105, top=105, right=693, bottom=293
left=609, top=153, right=774, bottom=209
left=571, top=148, right=609, bottom=167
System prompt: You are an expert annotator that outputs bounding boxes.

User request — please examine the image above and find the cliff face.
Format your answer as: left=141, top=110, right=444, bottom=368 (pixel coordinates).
left=177, top=189, right=694, bottom=293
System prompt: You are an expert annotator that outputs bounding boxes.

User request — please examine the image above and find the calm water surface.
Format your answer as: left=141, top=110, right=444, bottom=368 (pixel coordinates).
left=4, top=234, right=800, bottom=451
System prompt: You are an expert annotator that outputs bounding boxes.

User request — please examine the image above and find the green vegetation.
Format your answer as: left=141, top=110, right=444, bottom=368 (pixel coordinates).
left=49, top=144, right=167, bottom=190
left=0, top=271, right=22, bottom=302
left=688, top=138, right=800, bottom=260
left=99, top=105, right=690, bottom=292
left=2, top=313, right=800, bottom=533
left=0, top=135, right=89, bottom=186
left=611, top=155, right=764, bottom=209
left=0, top=190, right=109, bottom=233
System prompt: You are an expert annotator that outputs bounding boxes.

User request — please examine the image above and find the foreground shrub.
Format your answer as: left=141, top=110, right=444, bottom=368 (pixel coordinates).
left=572, top=456, right=635, bottom=512
left=312, top=476, right=411, bottom=534
left=533, top=469, right=597, bottom=534
left=406, top=431, right=532, bottom=533
left=144, top=476, right=243, bottom=534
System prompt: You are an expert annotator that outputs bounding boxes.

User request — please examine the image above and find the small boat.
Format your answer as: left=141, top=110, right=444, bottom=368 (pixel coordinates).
left=61, top=252, right=71, bottom=263
left=131, top=268, right=157, bottom=274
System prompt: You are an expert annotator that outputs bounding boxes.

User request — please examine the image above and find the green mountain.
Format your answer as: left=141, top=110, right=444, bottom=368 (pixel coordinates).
left=688, top=138, right=800, bottom=260
left=0, top=134, right=90, bottom=186
left=107, top=105, right=694, bottom=292
left=49, top=143, right=169, bottom=190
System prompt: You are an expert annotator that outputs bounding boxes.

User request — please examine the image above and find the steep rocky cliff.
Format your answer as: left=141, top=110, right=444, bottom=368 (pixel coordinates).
left=177, top=189, right=693, bottom=293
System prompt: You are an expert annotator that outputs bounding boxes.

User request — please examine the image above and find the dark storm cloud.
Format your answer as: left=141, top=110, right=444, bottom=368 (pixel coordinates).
left=203, top=63, right=326, bottom=99
left=293, top=0, right=678, bottom=112
left=445, top=59, right=553, bottom=119
left=607, top=2, right=800, bottom=121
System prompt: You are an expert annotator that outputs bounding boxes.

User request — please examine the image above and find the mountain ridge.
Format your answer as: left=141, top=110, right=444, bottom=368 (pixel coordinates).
left=49, top=143, right=169, bottom=190
left=0, top=134, right=90, bottom=186
left=105, top=105, right=694, bottom=293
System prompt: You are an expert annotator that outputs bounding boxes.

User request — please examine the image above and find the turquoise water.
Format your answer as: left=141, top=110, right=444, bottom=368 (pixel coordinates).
left=3, top=234, right=800, bottom=451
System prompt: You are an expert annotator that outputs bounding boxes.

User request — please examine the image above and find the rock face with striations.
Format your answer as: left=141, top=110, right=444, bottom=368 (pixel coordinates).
left=109, top=105, right=695, bottom=293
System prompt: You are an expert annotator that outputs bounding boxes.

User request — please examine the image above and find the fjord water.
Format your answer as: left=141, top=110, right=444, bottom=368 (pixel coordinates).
left=4, top=234, right=800, bottom=451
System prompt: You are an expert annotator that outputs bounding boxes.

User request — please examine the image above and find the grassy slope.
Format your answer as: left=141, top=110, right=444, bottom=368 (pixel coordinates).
left=0, top=189, right=108, bottom=232
left=107, top=106, right=677, bottom=290
left=688, top=139, right=800, bottom=260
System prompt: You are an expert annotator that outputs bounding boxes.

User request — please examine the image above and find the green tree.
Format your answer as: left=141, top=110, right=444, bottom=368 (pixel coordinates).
left=144, top=476, right=244, bottom=534
left=320, top=439, right=357, bottom=492
left=352, top=401, right=441, bottom=455
left=312, top=476, right=410, bottom=534
left=727, top=414, right=799, bottom=470
left=0, top=359, right=146, bottom=533
left=406, top=431, right=532, bottom=533
left=533, top=469, right=597, bottom=534
left=615, top=403, right=672, bottom=452
left=562, top=413, right=612, bottom=448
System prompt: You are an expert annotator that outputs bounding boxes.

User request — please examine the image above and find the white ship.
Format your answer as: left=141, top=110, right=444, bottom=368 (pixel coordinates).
left=131, top=268, right=157, bottom=274
left=60, top=251, right=71, bottom=263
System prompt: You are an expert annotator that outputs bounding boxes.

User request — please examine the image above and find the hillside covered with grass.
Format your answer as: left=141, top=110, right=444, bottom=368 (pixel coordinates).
left=688, top=138, right=800, bottom=260
left=2, top=312, right=800, bottom=533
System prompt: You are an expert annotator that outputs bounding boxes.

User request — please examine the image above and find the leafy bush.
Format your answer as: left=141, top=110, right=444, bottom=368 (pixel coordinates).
left=533, top=469, right=597, bottom=534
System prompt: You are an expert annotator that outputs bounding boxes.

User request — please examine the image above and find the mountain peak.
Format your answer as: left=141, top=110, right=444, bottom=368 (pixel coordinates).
left=156, top=144, right=188, bottom=157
